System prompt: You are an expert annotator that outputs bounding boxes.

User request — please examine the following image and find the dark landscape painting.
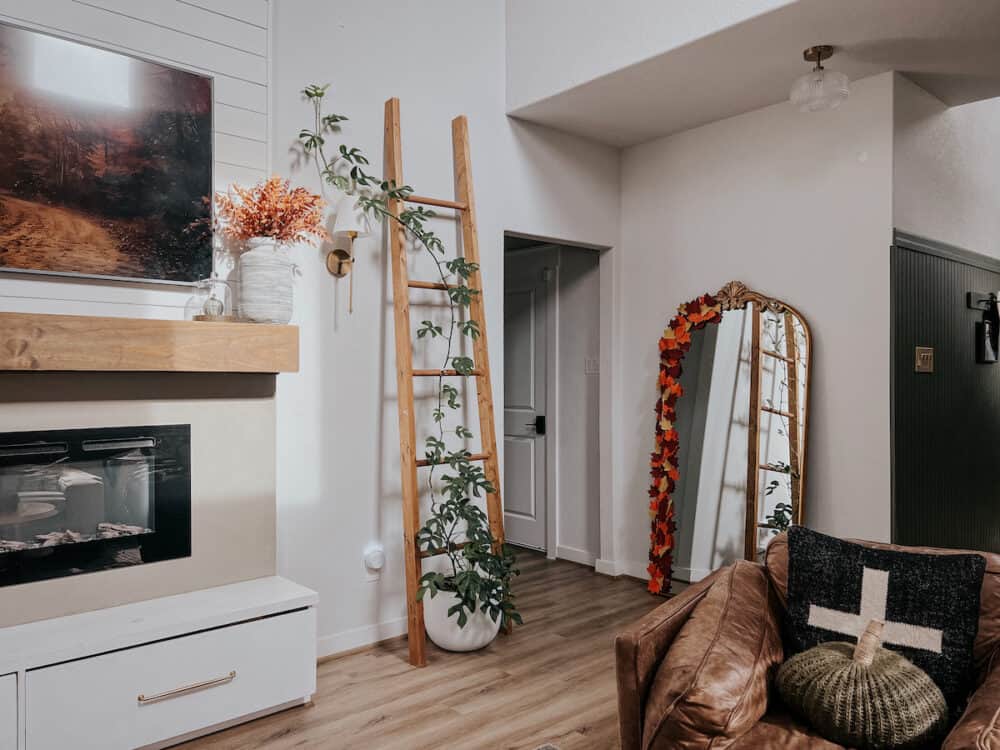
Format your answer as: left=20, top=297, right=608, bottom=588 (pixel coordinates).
left=0, top=24, right=212, bottom=282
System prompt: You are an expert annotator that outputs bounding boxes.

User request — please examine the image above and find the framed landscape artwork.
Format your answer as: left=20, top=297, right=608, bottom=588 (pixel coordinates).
left=0, top=23, right=213, bottom=283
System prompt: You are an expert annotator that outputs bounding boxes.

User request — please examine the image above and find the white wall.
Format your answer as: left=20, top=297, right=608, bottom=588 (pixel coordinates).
left=270, top=0, right=620, bottom=656
left=612, top=72, right=896, bottom=579
left=894, top=74, right=1000, bottom=258
left=672, top=311, right=751, bottom=581
left=0, top=0, right=270, bottom=318
left=504, top=0, right=793, bottom=112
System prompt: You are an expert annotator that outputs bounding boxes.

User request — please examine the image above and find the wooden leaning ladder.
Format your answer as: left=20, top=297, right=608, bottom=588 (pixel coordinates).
left=384, top=98, right=505, bottom=667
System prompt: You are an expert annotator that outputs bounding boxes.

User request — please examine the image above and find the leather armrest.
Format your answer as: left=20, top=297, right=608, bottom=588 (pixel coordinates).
left=944, top=648, right=1000, bottom=749
left=640, top=560, right=784, bottom=749
left=615, top=571, right=720, bottom=750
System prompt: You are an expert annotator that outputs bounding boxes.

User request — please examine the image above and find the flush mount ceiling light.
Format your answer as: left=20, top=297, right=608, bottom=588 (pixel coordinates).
left=790, top=45, right=849, bottom=112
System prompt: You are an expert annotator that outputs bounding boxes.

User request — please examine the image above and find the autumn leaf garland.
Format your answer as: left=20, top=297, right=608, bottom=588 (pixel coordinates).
left=647, top=293, right=723, bottom=595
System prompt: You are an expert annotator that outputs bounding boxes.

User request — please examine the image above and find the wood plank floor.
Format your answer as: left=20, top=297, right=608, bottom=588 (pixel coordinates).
left=179, top=549, right=661, bottom=750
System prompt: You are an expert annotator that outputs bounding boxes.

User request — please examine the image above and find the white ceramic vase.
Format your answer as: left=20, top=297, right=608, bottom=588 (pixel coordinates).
left=423, top=590, right=501, bottom=652
left=238, top=237, right=294, bottom=324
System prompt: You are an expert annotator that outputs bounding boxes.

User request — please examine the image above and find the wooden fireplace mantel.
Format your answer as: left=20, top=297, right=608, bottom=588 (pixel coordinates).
left=0, top=312, right=299, bottom=373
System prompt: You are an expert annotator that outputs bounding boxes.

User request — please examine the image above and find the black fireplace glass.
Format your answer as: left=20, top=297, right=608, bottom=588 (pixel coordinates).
left=0, top=424, right=191, bottom=586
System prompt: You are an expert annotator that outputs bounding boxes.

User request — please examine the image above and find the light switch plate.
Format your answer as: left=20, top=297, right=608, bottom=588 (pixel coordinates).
left=914, top=346, right=934, bottom=373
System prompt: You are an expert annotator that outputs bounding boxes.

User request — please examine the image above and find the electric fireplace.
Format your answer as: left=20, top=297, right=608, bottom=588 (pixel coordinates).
left=0, top=424, right=191, bottom=587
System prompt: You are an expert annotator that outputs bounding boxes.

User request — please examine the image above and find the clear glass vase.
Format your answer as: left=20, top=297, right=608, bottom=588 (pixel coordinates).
left=183, top=277, right=234, bottom=322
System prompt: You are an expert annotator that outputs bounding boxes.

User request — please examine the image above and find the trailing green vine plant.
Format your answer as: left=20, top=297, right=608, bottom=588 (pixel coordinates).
left=298, top=84, right=521, bottom=630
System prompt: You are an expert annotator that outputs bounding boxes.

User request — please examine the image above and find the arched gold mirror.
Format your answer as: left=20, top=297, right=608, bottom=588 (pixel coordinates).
left=648, top=281, right=811, bottom=595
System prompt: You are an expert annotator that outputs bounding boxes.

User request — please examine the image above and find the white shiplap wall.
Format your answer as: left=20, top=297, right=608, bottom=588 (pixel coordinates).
left=0, top=0, right=270, bottom=318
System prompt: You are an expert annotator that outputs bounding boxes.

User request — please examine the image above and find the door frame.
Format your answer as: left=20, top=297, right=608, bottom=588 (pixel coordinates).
left=502, top=233, right=614, bottom=567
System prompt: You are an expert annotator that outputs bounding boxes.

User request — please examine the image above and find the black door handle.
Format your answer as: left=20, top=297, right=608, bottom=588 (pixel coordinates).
left=524, top=415, right=546, bottom=435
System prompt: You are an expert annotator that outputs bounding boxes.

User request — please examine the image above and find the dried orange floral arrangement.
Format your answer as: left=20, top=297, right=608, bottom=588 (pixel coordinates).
left=215, top=176, right=328, bottom=245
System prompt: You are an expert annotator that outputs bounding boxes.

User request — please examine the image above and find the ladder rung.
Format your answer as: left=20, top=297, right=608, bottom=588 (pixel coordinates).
left=408, top=280, right=456, bottom=291
left=418, top=540, right=472, bottom=559
left=761, top=405, right=794, bottom=419
left=416, top=452, right=490, bottom=468
left=412, top=369, right=483, bottom=377
left=759, top=462, right=790, bottom=473
left=406, top=194, right=468, bottom=211
left=762, top=349, right=795, bottom=364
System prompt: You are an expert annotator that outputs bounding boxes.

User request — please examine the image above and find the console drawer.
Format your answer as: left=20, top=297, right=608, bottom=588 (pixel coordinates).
left=26, top=607, right=315, bottom=750
left=0, top=674, right=15, bottom=750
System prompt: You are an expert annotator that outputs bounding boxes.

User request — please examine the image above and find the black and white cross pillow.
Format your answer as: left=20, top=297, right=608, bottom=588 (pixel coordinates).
left=785, top=526, right=987, bottom=713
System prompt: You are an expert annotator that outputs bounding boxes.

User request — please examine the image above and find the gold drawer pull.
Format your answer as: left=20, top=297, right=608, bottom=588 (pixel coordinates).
left=137, top=671, right=236, bottom=705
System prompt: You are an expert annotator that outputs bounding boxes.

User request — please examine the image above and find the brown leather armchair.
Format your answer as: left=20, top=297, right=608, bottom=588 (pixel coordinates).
left=615, top=533, right=1000, bottom=749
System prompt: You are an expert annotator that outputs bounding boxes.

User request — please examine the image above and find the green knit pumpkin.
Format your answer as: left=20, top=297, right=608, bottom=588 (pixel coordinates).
left=777, top=620, right=948, bottom=750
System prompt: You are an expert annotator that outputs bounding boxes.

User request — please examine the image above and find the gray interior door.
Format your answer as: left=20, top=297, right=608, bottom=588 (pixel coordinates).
left=503, top=250, right=551, bottom=551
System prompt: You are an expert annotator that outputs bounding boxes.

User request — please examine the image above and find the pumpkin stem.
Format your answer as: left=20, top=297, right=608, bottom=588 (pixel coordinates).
left=853, top=619, right=885, bottom=665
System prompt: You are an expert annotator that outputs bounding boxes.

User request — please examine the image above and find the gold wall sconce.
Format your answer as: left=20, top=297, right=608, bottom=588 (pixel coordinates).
left=326, top=247, right=353, bottom=276
left=326, top=195, right=370, bottom=313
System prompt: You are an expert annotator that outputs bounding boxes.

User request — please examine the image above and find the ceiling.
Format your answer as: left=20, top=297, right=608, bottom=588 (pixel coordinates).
left=508, top=0, right=1000, bottom=147
left=503, top=235, right=546, bottom=252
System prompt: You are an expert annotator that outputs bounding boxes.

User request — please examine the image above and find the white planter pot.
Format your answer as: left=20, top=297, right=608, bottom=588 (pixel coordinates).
left=423, top=591, right=501, bottom=652
left=239, top=238, right=294, bottom=324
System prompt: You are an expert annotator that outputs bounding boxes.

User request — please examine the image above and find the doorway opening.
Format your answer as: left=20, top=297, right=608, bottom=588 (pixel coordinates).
left=502, top=234, right=602, bottom=566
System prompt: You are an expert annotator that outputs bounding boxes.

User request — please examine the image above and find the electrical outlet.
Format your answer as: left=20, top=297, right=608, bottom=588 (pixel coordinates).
left=364, top=544, right=385, bottom=582
left=584, top=357, right=600, bottom=375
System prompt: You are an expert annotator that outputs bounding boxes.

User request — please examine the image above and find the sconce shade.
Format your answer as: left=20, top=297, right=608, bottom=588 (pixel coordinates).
left=332, top=195, right=370, bottom=238
left=790, top=67, right=850, bottom=112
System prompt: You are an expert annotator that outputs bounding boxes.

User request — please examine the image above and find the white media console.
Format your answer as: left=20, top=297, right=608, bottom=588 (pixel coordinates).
left=0, top=577, right=318, bottom=750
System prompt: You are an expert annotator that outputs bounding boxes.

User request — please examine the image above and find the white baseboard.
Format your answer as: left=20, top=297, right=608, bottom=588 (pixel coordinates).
left=672, top=565, right=712, bottom=583
left=594, top=558, right=620, bottom=576
left=594, top=558, right=649, bottom=580
left=619, top=559, right=651, bottom=580
left=556, top=544, right=596, bottom=567
left=316, top=616, right=408, bottom=659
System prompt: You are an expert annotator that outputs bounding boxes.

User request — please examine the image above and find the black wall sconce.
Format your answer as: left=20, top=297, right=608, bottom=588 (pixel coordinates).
left=968, top=291, right=999, bottom=363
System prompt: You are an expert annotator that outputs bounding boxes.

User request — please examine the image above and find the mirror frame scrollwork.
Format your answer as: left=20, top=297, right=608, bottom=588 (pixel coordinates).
left=647, top=281, right=812, bottom=595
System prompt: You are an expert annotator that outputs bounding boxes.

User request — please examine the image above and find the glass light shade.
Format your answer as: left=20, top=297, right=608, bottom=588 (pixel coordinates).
left=790, top=68, right=850, bottom=112
left=332, top=195, right=370, bottom=238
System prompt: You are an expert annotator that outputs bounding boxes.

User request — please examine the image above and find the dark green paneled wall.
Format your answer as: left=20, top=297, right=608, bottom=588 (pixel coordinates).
left=892, top=234, right=1000, bottom=552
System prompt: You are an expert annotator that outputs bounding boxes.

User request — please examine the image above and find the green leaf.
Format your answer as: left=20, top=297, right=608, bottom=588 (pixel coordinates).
left=452, top=356, right=475, bottom=375
left=448, top=285, right=479, bottom=307
left=321, top=113, right=348, bottom=128
left=417, top=320, right=443, bottom=339
left=446, top=257, right=479, bottom=279
left=442, top=384, right=460, bottom=409
left=297, top=130, right=325, bottom=153
left=460, top=320, right=481, bottom=339
left=302, top=83, right=330, bottom=100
